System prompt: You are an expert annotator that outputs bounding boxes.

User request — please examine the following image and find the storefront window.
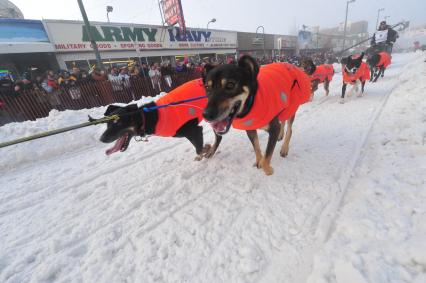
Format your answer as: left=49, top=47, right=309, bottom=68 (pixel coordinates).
left=146, top=56, right=162, bottom=65
left=65, top=60, right=88, bottom=71
left=199, top=53, right=216, bottom=63
left=130, top=57, right=140, bottom=65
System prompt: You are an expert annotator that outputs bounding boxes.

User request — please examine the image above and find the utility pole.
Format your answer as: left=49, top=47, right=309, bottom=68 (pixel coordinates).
left=342, top=0, right=356, bottom=51
left=77, top=0, right=103, bottom=69
left=256, top=26, right=266, bottom=59
left=375, top=8, right=385, bottom=30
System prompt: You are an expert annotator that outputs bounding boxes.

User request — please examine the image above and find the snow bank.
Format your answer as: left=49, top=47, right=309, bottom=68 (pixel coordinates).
left=307, top=52, right=426, bottom=283
left=394, top=26, right=426, bottom=50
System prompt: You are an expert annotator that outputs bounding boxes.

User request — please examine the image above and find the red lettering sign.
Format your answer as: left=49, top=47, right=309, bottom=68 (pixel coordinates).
left=161, top=0, right=186, bottom=36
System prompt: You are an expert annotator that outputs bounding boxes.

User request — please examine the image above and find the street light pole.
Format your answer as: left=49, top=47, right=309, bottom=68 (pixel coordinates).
left=342, top=0, right=356, bottom=51
left=256, top=25, right=265, bottom=59
left=207, top=18, right=216, bottom=31
left=206, top=18, right=216, bottom=43
left=106, top=6, right=113, bottom=23
left=375, top=8, right=385, bottom=30
left=77, top=0, right=103, bottom=69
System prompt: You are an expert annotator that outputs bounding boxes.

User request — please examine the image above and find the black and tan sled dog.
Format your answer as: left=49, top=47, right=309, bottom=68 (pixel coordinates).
left=202, top=55, right=311, bottom=175
left=99, top=78, right=222, bottom=161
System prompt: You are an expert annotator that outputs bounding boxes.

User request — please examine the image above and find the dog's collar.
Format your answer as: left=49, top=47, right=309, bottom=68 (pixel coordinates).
left=246, top=93, right=255, bottom=110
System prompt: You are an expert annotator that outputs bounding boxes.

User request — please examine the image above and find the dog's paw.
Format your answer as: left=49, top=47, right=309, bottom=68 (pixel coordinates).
left=253, top=159, right=264, bottom=169
left=202, top=144, right=212, bottom=153
left=263, top=166, right=274, bottom=176
left=204, top=147, right=217, bottom=159
left=280, top=147, right=289, bottom=158
left=194, top=155, right=203, bottom=161
left=259, top=159, right=274, bottom=175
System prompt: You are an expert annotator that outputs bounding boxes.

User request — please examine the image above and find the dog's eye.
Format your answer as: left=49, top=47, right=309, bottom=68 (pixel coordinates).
left=225, top=82, right=235, bottom=90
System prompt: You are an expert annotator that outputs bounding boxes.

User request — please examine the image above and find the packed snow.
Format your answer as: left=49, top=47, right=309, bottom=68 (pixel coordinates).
left=0, top=52, right=425, bottom=283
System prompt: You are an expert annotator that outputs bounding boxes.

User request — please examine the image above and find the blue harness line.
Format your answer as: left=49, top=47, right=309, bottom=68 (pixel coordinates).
left=0, top=95, right=209, bottom=149
left=143, top=95, right=208, bottom=112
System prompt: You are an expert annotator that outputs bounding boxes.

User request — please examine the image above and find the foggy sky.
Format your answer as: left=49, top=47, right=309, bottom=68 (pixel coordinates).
left=13, top=0, right=426, bottom=34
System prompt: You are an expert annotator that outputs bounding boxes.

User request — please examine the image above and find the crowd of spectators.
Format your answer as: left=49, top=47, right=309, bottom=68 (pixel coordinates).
left=0, top=60, right=207, bottom=98
left=271, top=50, right=338, bottom=66
left=1, top=50, right=339, bottom=99
left=0, top=51, right=340, bottom=117
left=0, top=59, right=210, bottom=118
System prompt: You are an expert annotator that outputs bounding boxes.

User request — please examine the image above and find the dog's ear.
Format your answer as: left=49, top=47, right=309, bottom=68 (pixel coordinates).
left=202, top=63, right=217, bottom=83
left=238, top=55, right=259, bottom=80
left=104, top=105, right=121, bottom=116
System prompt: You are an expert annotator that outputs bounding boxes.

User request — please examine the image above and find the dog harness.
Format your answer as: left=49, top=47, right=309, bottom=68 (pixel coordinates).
left=343, top=62, right=370, bottom=83
left=377, top=52, right=391, bottom=68
left=311, top=64, right=334, bottom=82
left=232, top=63, right=311, bottom=130
left=154, top=79, right=206, bottom=137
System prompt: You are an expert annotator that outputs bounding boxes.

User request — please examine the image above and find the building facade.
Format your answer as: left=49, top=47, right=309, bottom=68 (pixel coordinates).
left=0, top=19, right=58, bottom=78
left=43, top=19, right=238, bottom=70
left=318, top=21, right=370, bottom=52
left=237, top=32, right=297, bottom=59
left=0, top=0, right=23, bottom=19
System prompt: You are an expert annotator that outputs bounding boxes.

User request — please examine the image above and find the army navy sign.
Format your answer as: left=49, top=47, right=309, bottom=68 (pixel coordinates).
left=43, top=20, right=237, bottom=52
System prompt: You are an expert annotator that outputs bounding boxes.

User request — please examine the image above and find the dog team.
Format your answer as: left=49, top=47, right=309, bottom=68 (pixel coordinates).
left=98, top=49, right=392, bottom=176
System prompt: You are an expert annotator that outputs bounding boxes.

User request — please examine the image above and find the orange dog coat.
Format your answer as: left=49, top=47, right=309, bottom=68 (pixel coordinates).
left=155, top=79, right=206, bottom=137
left=311, top=64, right=334, bottom=82
left=343, top=62, right=371, bottom=83
left=377, top=52, right=391, bottom=68
left=232, top=63, right=311, bottom=130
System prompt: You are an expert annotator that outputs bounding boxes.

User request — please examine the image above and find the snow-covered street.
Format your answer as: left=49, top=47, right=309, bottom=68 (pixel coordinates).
left=1, top=52, right=425, bottom=283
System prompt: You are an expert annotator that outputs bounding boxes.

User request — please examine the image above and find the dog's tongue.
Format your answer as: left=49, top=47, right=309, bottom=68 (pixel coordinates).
left=209, top=119, right=229, bottom=133
left=105, top=135, right=126, bottom=155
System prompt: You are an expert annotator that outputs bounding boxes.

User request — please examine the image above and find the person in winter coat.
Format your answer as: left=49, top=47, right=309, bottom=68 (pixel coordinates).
left=149, top=63, right=162, bottom=93
left=371, top=21, right=398, bottom=53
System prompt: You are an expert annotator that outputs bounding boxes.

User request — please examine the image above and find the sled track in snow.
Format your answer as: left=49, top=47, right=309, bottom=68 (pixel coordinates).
left=313, top=80, right=398, bottom=247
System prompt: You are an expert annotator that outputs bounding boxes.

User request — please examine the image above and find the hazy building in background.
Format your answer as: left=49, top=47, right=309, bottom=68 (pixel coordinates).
left=237, top=32, right=297, bottom=59
left=0, top=0, right=24, bottom=19
left=317, top=21, right=370, bottom=52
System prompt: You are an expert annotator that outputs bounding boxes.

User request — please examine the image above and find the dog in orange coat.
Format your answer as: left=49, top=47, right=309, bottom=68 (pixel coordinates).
left=366, top=51, right=391, bottom=82
left=340, top=53, right=370, bottom=103
left=301, top=58, right=335, bottom=100
left=98, top=78, right=222, bottom=161
left=202, top=55, right=311, bottom=175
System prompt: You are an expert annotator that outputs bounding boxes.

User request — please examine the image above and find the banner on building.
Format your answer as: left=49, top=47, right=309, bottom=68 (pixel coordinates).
left=160, top=0, right=186, bottom=37
left=297, top=30, right=312, bottom=49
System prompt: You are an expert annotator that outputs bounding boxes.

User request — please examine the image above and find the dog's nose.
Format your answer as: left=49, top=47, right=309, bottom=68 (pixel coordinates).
left=203, top=108, right=217, bottom=121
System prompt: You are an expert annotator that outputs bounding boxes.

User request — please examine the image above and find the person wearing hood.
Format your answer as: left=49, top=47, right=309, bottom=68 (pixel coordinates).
left=371, top=21, right=398, bottom=53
